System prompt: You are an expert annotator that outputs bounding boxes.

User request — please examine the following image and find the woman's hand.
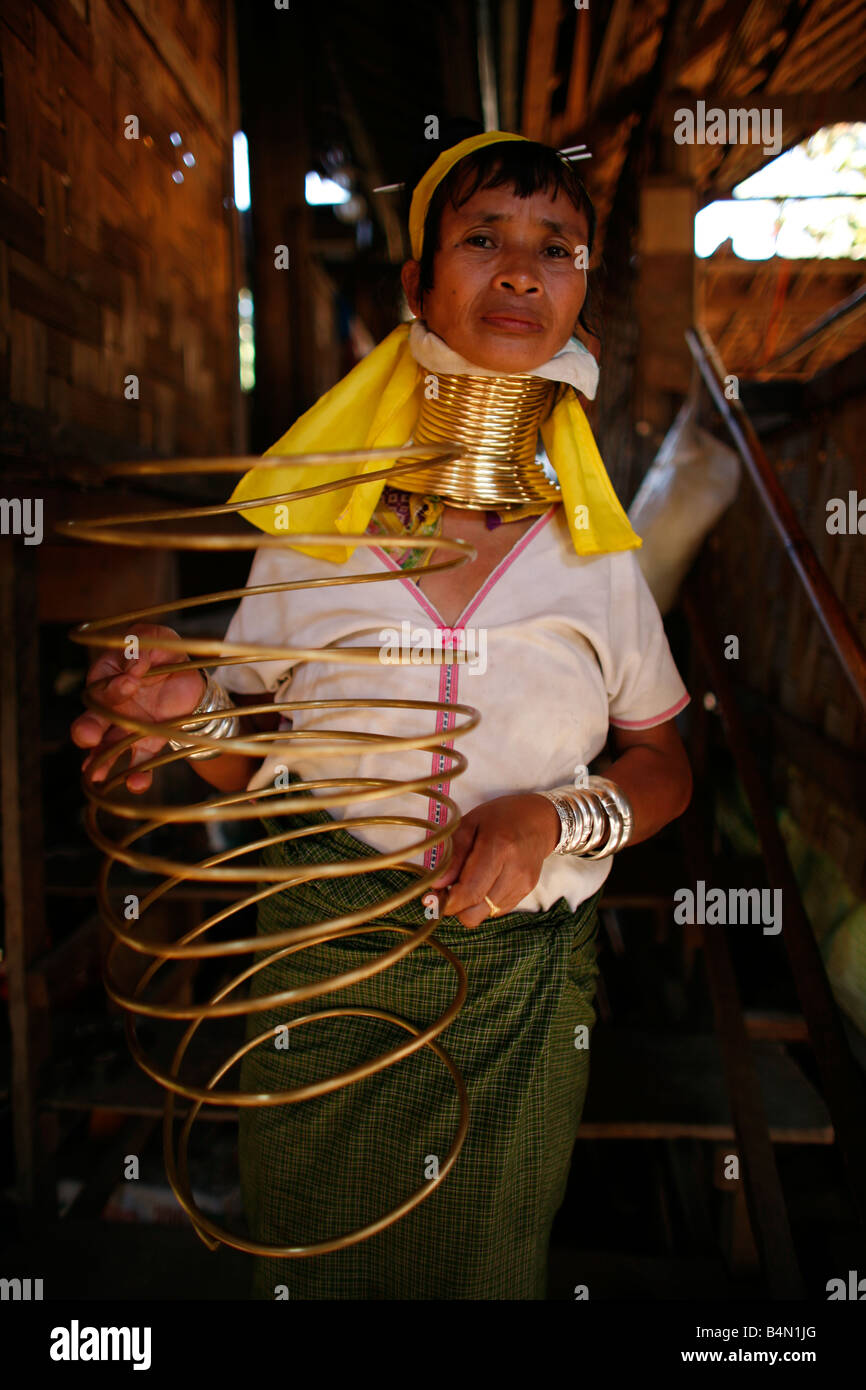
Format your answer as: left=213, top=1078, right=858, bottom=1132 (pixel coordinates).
left=70, top=622, right=206, bottom=795
left=429, top=793, right=561, bottom=929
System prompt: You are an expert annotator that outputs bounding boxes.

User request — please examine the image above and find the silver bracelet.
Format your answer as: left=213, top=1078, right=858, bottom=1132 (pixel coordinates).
left=539, top=787, right=605, bottom=854
left=583, top=776, right=633, bottom=857
left=541, top=789, right=591, bottom=853
left=167, top=672, right=241, bottom=761
left=582, top=777, right=633, bottom=858
left=538, top=775, right=634, bottom=859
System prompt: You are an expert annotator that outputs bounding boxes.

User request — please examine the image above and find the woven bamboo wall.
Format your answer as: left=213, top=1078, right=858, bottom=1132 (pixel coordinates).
left=707, top=379, right=866, bottom=894
left=0, top=0, right=241, bottom=469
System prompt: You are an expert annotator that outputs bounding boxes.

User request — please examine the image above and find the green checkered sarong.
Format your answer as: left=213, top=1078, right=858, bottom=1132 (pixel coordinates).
left=239, top=789, right=602, bottom=1300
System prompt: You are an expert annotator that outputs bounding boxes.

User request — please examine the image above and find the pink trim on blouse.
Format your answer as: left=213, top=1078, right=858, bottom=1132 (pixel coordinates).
left=609, top=690, right=691, bottom=730
left=372, top=508, right=557, bottom=868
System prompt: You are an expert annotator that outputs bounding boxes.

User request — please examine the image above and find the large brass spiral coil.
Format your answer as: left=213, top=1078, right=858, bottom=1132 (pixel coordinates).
left=58, top=444, right=486, bottom=1257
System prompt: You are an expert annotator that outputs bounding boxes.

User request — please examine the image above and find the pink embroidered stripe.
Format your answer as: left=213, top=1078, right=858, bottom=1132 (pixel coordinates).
left=424, top=652, right=457, bottom=872
left=609, top=690, right=691, bottom=729
left=371, top=508, right=557, bottom=870
left=367, top=545, right=442, bottom=626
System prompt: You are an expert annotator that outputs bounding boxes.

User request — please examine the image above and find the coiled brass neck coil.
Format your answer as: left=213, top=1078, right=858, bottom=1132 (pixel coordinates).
left=390, top=372, right=563, bottom=507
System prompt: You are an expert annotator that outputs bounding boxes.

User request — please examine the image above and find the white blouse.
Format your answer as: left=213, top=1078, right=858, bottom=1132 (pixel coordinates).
left=213, top=504, right=690, bottom=913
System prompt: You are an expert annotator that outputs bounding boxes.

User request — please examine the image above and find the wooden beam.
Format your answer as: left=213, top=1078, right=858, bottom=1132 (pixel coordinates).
left=659, top=89, right=866, bottom=132
left=636, top=177, right=698, bottom=423
left=438, top=0, right=483, bottom=128
left=688, top=324, right=866, bottom=711
left=587, top=0, right=631, bottom=116
left=551, top=5, right=591, bottom=146
left=762, top=285, right=866, bottom=369
left=223, top=0, right=246, bottom=457
left=321, top=35, right=404, bottom=264
left=477, top=0, right=500, bottom=131
left=0, top=539, right=51, bottom=1206
left=680, top=0, right=754, bottom=76
left=499, top=0, right=520, bottom=131
left=744, top=1013, right=810, bottom=1043
left=700, top=252, right=864, bottom=278
left=522, top=0, right=562, bottom=142
left=240, top=5, right=316, bottom=441
left=766, top=0, right=866, bottom=92
left=712, top=0, right=767, bottom=94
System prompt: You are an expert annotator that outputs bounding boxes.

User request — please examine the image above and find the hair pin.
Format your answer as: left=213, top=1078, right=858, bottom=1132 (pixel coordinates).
left=373, top=143, right=592, bottom=194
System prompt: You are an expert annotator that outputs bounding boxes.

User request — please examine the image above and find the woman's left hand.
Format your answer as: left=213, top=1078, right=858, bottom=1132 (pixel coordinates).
left=429, top=793, right=561, bottom=929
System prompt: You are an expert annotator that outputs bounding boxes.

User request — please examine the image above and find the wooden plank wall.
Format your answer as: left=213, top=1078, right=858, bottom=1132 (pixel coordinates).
left=0, top=0, right=242, bottom=469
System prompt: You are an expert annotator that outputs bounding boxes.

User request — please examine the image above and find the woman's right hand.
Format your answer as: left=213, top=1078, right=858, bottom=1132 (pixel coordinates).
left=70, top=622, right=207, bottom=795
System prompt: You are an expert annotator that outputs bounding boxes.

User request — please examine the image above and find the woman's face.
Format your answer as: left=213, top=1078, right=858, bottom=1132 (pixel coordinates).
left=401, top=181, right=590, bottom=373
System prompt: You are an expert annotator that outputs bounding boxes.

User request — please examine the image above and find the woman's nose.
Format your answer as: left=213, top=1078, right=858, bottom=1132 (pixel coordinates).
left=492, top=257, right=542, bottom=294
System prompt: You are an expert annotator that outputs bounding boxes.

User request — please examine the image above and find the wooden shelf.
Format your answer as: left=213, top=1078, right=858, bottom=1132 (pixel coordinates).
left=579, top=1026, right=834, bottom=1143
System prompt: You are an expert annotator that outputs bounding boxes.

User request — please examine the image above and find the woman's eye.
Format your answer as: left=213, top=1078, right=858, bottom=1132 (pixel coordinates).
left=463, top=237, right=575, bottom=257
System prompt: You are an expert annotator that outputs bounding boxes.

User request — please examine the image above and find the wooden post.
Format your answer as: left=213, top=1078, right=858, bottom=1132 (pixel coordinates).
left=635, top=170, right=697, bottom=436
left=239, top=6, right=317, bottom=450
left=224, top=0, right=247, bottom=458
left=0, top=538, right=53, bottom=1208
left=522, top=0, right=561, bottom=143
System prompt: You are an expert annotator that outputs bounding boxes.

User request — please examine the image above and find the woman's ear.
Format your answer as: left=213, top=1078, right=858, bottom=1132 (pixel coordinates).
left=400, top=259, right=423, bottom=318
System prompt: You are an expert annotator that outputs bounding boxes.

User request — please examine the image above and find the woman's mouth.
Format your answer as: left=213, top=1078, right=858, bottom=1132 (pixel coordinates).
left=480, top=314, right=544, bottom=334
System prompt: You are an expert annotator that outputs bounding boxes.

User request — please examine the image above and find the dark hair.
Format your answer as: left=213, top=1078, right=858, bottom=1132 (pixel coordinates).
left=408, top=136, right=601, bottom=345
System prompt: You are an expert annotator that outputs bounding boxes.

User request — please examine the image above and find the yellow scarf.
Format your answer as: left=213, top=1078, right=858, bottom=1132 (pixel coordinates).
left=228, top=131, right=642, bottom=564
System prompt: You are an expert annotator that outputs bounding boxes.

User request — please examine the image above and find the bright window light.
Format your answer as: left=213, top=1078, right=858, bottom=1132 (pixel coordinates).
left=238, top=287, right=255, bottom=393
left=696, top=123, right=866, bottom=260
left=233, top=131, right=251, bottom=212
left=305, top=171, right=351, bottom=205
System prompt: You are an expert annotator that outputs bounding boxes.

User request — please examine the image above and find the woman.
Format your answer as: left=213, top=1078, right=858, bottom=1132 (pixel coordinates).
left=72, top=131, right=692, bottom=1299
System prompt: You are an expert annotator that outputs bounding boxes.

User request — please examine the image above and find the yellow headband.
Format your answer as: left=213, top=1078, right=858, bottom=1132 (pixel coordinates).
left=408, top=130, right=529, bottom=260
